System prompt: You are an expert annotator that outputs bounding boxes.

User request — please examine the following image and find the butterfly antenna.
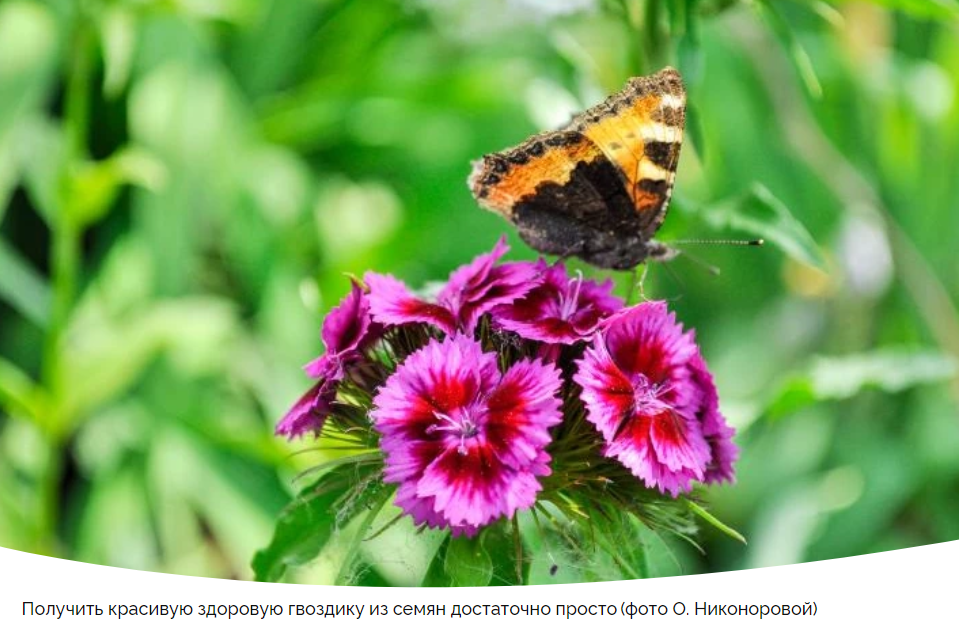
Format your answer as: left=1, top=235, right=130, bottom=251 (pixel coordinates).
left=626, top=267, right=637, bottom=304
left=670, top=238, right=765, bottom=247
left=666, top=237, right=764, bottom=277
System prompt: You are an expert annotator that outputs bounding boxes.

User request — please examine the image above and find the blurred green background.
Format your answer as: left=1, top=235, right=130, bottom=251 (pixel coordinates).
left=1, top=0, right=958, bottom=584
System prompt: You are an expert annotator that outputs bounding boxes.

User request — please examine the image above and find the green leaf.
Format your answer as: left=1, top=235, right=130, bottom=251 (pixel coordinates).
left=0, top=135, right=17, bottom=224
left=525, top=504, right=651, bottom=582
left=0, top=236, right=51, bottom=327
left=0, top=355, right=47, bottom=426
left=421, top=535, right=452, bottom=586
left=755, top=0, right=823, bottom=99
left=591, top=510, right=646, bottom=579
left=688, top=500, right=747, bottom=544
left=75, top=465, right=157, bottom=570
left=809, top=350, right=958, bottom=400
left=705, top=183, right=825, bottom=269
left=482, top=520, right=526, bottom=585
left=61, top=297, right=238, bottom=424
left=0, top=1, right=59, bottom=140
left=809, top=1, right=845, bottom=28
left=848, top=0, right=959, bottom=20
left=68, top=147, right=167, bottom=228
left=17, top=116, right=64, bottom=226
left=765, top=376, right=817, bottom=419
left=677, top=0, right=703, bottom=84
left=251, top=462, right=382, bottom=582
left=333, top=483, right=394, bottom=585
left=677, top=0, right=704, bottom=162
left=444, top=535, right=493, bottom=586
left=684, top=103, right=707, bottom=164
left=520, top=507, right=603, bottom=585
left=766, top=349, right=958, bottom=418
left=100, top=5, right=137, bottom=99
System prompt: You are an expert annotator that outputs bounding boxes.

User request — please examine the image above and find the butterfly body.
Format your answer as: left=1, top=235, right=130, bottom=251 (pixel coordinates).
left=468, top=67, right=686, bottom=269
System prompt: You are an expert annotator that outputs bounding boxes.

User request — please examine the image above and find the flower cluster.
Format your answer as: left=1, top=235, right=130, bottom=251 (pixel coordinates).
left=277, top=238, right=737, bottom=537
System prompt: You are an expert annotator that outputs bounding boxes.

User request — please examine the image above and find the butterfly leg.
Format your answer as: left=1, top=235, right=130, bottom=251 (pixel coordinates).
left=624, top=263, right=652, bottom=304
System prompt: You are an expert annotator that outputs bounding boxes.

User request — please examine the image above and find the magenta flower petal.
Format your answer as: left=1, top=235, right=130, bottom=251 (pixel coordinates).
left=372, top=334, right=563, bottom=533
left=373, top=337, right=499, bottom=485
left=302, top=356, right=334, bottom=380
left=575, top=341, right=636, bottom=440
left=494, top=260, right=623, bottom=344
left=442, top=236, right=509, bottom=306
left=275, top=380, right=335, bottom=439
left=281, top=281, right=381, bottom=439
left=440, top=237, right=542, bottom=333
left=417, top=444, right=544, bottom=528
left=303, top=280, right=376, bottom=378
left=365, top=272, right=457, bottom=334
left=394, top=482, right=446, bottom=529
left=690, top=354, right=738, bottom=484
left=365, top=238, right=540, bottom=335
left=602, top=302, right=698, bottom=399
left=574, top=301, right=732, bottom=496
left=603, top=409, right=705, bottom=496
left=483, top=358, right=563, bottom=469
left=323, top=280, right=374, bottom=355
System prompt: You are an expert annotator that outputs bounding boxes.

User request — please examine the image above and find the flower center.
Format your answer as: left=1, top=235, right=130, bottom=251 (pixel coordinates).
left=427, top=408, right=481, bottom=455
left=613, top=375, right=674, bottom=440
left=632, top=375, right=672, bottom=414
left=558, top=270, right=584, bottom=321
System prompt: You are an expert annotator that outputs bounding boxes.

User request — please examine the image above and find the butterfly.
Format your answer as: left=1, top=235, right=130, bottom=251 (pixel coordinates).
left=468, top=67, right=686, bottom=270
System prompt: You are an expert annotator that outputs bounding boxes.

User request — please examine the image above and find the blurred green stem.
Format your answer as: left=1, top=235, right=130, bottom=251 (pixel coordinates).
left=36, top=442, right=65, bottom=556
left=43, top=4, right=92, bottom=398
left=36, top=8, right=94, bottom=556
left=43, top=220, right=78, bottom=395
left=618, top=0, right=648, bottom=74
left=643, top=0, right=665, bottom=70
left=615, top=0, right=671, bottom=75
left=65, top=13, right=92, bottom=160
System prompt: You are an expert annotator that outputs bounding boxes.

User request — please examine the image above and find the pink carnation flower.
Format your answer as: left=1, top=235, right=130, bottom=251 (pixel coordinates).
left=371, top=335, right=563, bottom=536
left=574, top=301, right=736, bottom=495
left=365, top=237, right=540, bottom=335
